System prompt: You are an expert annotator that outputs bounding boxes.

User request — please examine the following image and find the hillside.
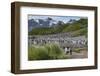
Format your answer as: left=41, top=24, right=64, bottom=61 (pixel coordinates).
left=28, top=18, right=88, bottom=37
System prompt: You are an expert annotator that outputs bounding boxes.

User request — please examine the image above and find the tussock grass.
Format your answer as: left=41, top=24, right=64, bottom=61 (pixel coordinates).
left=28, top=43, right=67, bottom=60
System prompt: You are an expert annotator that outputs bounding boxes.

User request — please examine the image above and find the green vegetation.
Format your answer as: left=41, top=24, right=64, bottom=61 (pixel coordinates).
left=29, top=18, right=88, bottom=37
left=28, top=43, right=68, bottom=60
left=62, top=23, right=81, bottom=32
left=28, top=46, right=50, bottom=60
left=71, top=28, right=87, bottom=37
left=73, top=48, right=88, bottom=53
left=74, top=48, right=81, bottom=53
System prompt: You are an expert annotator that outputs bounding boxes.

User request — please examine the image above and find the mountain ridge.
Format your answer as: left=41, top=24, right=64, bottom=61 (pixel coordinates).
left=28, top=18, right=88, bottom=37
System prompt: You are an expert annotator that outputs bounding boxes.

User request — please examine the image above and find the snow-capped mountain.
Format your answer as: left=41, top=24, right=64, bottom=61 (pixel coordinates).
left=28, top=18, right=62, bottom=31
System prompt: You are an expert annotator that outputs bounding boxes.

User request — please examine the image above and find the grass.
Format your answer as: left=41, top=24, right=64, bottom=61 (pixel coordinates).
left=74, top=48, right=81, bottom=53
left=28, top=46, right=50, bottom=60
left=71, top=28, right=87, bottom=37
left=28, top=43, right=67, bottom=60
left=73, top=48, right=87, bottom=53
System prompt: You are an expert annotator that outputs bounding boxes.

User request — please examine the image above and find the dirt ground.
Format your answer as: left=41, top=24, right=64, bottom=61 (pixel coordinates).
left=67, top=50, right=88, bottom=59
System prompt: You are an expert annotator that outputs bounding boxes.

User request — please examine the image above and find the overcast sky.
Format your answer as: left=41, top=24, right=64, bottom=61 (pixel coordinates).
left=28, top=15, right=87, bottom=23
